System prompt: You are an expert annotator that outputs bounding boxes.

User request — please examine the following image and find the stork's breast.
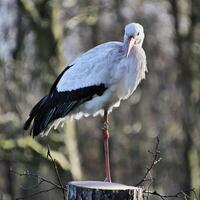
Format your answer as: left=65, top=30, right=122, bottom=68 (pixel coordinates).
left=116, top=50, right=146, bottom=100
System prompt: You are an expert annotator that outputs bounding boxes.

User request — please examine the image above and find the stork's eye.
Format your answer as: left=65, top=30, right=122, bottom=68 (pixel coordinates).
left=137, top=32, right=140, bottom=36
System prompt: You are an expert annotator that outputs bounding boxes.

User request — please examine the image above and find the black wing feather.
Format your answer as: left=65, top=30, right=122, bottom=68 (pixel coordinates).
left=24, top=69, right=107, bottom=137
left=24, top=96, right=48, bottom=130
left=49, top=65, right=73, bottom=94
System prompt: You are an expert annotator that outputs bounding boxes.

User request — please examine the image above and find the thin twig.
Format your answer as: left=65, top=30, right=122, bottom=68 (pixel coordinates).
left=16, top=186, right=57, bottom=200
left=146, top=181, right=153, bottom=200
left=10, top=169, right=65, bottom=190
left=144, top=189, right=197, bottom=200
left=19, top=180, right=44, bottom=191
left=47, top=145, right=66, bottom=200
left=136, top=137, right=161, bottom=186
left=11, top=146, right=68, bottom=200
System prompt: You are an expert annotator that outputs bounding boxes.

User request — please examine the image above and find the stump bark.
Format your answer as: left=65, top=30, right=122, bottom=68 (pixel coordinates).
left=67, top=181, right=143, bottom=200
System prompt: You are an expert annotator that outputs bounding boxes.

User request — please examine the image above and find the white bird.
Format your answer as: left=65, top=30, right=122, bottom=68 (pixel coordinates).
left=24, top=22, right=147, bottom=182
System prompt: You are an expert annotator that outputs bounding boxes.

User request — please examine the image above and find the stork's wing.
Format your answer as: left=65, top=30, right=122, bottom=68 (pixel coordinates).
left=56, top=42, right=124, bottom=92
left=24, top=42, right=124, bottom=137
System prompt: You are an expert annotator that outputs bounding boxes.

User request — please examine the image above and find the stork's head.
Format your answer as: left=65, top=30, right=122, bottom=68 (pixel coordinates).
left=124, top=23, right=145, bottom=57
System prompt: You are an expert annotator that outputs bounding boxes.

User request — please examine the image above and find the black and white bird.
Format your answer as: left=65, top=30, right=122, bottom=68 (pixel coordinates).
left=24, top=22, right=147, bottom=182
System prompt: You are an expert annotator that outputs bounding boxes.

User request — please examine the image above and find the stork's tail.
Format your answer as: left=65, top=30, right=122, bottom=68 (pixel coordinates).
left=24, top=96, right=78, bottom=137
left=24, top=96, right=49, bottom=137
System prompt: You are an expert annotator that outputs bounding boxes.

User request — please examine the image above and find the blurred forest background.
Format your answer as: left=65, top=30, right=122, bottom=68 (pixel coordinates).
left=0, top=0, right=199, bottom=199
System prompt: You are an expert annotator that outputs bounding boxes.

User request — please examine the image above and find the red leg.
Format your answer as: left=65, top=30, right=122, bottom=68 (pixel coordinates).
left=102, top=110, right=111, bottom=182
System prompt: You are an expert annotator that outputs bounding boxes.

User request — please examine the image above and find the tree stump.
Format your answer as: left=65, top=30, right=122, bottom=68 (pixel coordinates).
left=67, top=181, right=143, bottom=200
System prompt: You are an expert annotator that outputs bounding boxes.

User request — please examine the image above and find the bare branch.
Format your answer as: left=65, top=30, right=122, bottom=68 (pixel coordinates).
left=10, top=168, right=65, bottom=190
left=16, top=186, right=57, bottom=200
left=11, top=146, right=68, bottom=200
left=136, top=137, right=161, bottom=186
left=47, top=145, right=66, bottom=200
left=144, top=188, right=198, bottom=200
left=19, top=180, right=44, bottom=191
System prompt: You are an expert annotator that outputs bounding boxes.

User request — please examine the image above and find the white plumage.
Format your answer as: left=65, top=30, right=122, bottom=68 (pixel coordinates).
left=56, top=32, right=147, bottom=120
left=25, top=22, right=146, bottom=132
left=24, top=22, right=147, bottom=182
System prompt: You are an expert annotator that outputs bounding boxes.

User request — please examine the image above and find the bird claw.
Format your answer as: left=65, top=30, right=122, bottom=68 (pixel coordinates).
left=104, top=177, right=112, bottom=183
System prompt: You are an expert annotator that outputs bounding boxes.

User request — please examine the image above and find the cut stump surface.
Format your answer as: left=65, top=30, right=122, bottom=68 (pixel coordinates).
left=67, top=181, right=143, bottom=200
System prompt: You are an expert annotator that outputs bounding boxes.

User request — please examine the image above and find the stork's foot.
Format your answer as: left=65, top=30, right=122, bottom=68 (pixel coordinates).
left=104, top=177, right=112, bottom=183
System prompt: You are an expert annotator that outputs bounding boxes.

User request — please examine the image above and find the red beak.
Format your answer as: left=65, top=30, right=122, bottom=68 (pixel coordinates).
left=127, top=37, right=135, bottom=57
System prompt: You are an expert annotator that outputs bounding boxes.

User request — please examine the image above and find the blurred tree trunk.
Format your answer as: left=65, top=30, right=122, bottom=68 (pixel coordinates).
left=64, top=121, right=82, bottom=180
left=18, top=0, right=63, bottom=90
left=169, top=0, right=200, bottom=195
left=17, top=0, right=83, bottom=182
left=0, top=160, right=13, bottom=200
left=113, top=0, right=125, bottom=38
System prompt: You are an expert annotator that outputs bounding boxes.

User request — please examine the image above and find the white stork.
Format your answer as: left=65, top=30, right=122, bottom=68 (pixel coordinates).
left=24, top=22, right=147, bottom=182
